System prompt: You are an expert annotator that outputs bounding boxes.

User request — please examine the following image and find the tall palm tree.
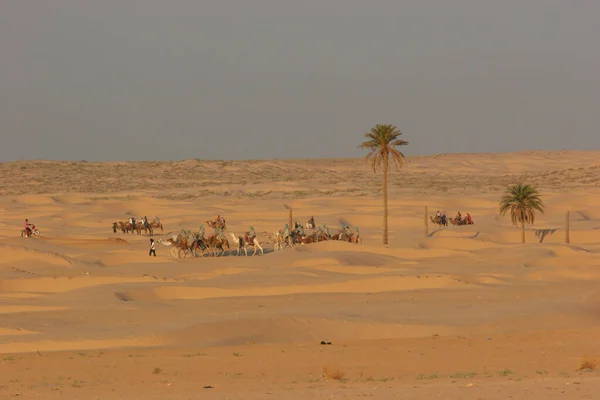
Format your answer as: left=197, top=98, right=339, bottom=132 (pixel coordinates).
left=499, top=183, right=544, bottom=244
left=359, top=124, right=409, bottom=245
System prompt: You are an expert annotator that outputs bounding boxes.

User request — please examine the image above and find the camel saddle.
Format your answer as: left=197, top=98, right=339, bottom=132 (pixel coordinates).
left=244, top=233, right=255, bottom=246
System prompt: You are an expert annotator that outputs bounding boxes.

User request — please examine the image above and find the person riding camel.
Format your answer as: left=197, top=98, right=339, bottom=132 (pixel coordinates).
left=309, top=216, right=315, bottom=229
left=441, top=212, right=448, bottom=225
left=143, top=216, right=149, bottom=229
left=467, top=213, right=473, bottom=224
left=283, top=224, right=291, bottom=243
left=198, top=224, right=205, bottom=239
left=297, top=223, right=305, bottom=237
left=344, top=224, right=352, bottom=236
left=323, top=224, right=330, bottom=237
left=436, top=210, right=441, bottom=218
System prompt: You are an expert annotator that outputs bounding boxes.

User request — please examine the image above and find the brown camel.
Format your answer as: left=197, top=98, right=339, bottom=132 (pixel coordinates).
left=150, top=219, right=163, bottom=232
left=190, top=237, right=211, bottom=258
left=206, top=219, right=226, bottom=231
left=136, top=222, right=154, bottom=236
left=205, top=235, right=230, bottom=257
left=162, top=236, right=190, bottom=259
left=126, top=223, right=141, bottom=235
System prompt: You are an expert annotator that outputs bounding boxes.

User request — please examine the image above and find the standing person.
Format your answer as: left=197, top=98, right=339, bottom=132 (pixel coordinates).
left=149, top=238, right=156, bottom=256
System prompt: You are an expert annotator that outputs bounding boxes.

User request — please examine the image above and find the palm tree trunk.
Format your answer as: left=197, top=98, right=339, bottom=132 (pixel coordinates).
left=521, top=221, right=525, bottom=244
left=382, top=153, right=389, bottom=245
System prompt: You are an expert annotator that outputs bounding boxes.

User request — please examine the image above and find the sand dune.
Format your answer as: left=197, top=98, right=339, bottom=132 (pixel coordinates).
left=163, top=316, right=463, bottom=347
left=150, top=275, right=464, bottom=301
left=1, top=151, right=600, bottom=399
left=0, top=275, right=168, bottom=293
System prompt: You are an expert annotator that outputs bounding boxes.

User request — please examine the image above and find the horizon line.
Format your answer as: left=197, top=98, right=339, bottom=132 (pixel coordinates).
left=1, top=148, right=597, bottom=164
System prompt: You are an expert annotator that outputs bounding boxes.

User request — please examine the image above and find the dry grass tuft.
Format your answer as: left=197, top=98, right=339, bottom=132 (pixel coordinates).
left=322, top=366, right=346, bottom=381
left=579, top=357, right=597, bottom=371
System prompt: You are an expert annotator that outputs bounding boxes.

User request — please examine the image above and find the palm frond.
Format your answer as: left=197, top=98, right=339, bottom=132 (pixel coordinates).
left=498, top=183, right=544, bottom=227
left=357, top=124, right=409, bottom=173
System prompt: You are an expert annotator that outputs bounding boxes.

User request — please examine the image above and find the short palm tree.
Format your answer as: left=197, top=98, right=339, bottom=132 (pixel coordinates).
left=359, top=124, right=409, bottom=245
left=499, top=183, right=544, bottom=243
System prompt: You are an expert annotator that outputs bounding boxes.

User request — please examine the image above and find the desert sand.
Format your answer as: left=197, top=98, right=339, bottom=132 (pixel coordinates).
left=1, top=150, right=600, bottom=399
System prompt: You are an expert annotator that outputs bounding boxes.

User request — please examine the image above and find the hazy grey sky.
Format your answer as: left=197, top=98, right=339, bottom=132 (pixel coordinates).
left=1, top=0, right=599, bottom=161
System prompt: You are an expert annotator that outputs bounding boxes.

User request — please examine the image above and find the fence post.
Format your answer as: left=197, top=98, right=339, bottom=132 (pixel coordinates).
left=424, top=206, right=429, bottom=237
left=565, top=211, right=570, bottom=244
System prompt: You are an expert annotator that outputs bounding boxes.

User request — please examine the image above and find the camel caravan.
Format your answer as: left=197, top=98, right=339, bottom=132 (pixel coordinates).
left=112, top=216, right=163, bottom=236
left=261, top=218, right=363, bottom=253
left=149, top=215, right=362, bottom=259
left=429, top=210, right=474, bottom=228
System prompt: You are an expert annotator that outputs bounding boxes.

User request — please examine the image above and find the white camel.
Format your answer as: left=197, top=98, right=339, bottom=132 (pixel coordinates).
left=263, top=230, right=286, bottom=252
left=228, top=232, right=264, bottom=256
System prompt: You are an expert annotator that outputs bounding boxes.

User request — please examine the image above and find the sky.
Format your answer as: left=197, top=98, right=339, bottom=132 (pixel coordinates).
left=1, top=0, right=599, bottom=162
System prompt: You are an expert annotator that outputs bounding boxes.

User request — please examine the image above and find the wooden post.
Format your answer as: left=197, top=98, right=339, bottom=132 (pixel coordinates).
left=565, top=210, right=570, bottom=244
left=424, top=206, right=429, bottom=237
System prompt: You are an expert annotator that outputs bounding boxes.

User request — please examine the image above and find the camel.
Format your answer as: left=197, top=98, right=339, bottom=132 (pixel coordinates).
left=158, top=236, right=190, bottom=259
left=449, top=216, right=472, bottom=226
left=116, top=221, right=128, bottom=233
left=137, top=222, right=154, bottom=236
left=228, top=232, right=264, bottom=256
left=113, top=221, right=128, bottom=233
left=336, top=230, right=355, bottom=242
left=291, top=232, right=317, bottom=245
left=150, top=219, right=163, bottom=232
left=430, top=215, right=448, bottom=227
left=206, top=219, right=226, bottom=231
left=262, top=231, right=285, bottom=251
left=338, top=229, right=361, bottom=244
left=314, top=230, right=331, bottom=242
left=203, top=234, right=231, bottom=257
left=123, top=222, right=141, bottom=234
left=351, top=233, right=363, bottom=244
left=189, top=237, right=211, bottom=258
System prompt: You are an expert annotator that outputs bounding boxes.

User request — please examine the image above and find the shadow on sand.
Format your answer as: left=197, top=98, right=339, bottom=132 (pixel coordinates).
left=535, top=228, right=557, bottom=243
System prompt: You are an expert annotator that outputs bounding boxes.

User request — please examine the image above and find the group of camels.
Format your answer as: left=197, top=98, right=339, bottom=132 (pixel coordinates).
left=157, top=218, right=263, bottom=259
left=155, top=217, right=362, bottom=259
left=112, top=217, right=163, bottom=236
left=429, top=212, right=474, bottom=228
